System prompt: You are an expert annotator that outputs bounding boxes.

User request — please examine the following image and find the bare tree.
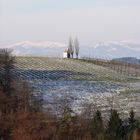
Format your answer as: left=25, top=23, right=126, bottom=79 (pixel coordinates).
left=74, top=37, right=80, bottom=59
left=0, top=49, right=15, bottom=94
left=68, top=37, right=74, bottom=58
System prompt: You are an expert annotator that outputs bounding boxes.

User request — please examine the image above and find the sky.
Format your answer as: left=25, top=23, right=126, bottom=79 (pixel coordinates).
left=0, top=0, right=140, bottom=46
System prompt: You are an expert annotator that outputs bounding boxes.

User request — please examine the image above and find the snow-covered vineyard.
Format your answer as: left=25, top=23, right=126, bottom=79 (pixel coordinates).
left=14, top=57, right=140, bottom=117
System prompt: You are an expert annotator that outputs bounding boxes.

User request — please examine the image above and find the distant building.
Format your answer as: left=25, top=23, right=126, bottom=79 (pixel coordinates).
left=63, top=48, right=70, bottom=58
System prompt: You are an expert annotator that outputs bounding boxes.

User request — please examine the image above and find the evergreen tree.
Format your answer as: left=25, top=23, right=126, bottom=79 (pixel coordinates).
left=68, top=37, right=74, bottom=58
left=127, top=109, right=139, bottom=140
left=58, top=107, right=73, bottom=140
left=129, top=109, right=136, bottom=128
left=108, top=109, right=122, bottom=138
left=91, top=110, right=104, bottom=139
left=74, top=37, right=79, bottom=59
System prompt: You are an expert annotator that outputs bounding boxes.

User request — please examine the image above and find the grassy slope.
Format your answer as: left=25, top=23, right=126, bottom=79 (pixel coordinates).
left=15, top=57, right=139, bottom=82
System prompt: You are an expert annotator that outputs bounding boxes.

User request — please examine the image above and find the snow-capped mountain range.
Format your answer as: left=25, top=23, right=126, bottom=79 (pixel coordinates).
left=1, top=40, right=140, bottom=59
left=2, top=41, right=67, bottom=57
left=92, top=41, right=140, bottom=59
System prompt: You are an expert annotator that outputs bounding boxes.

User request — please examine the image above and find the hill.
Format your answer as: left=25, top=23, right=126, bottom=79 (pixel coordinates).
left=113, top=57, right=140, bottom=65
left=15, top=57, right=131, bottom=82
left=14, top=57, right=140, bottom=117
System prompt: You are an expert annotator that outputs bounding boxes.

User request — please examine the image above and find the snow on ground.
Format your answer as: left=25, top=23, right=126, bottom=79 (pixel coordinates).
left=14, top=57, right=140, bottom=117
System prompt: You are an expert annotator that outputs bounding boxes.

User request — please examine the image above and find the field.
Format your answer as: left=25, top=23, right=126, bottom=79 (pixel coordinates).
left=14, top=57, right=140, bottom=117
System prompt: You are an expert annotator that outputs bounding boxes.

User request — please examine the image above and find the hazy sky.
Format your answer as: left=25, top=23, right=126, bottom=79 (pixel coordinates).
left=0, top=0, right=140, bottom=45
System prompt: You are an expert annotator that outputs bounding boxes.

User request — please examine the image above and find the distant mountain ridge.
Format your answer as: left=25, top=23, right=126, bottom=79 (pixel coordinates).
left=113, top=57, right=140, bottom=65
left=5, top=41, right=67, bottom=57
left=92, top=41, right=140, bottom=59
left=1, top=40, right=140, bottom=58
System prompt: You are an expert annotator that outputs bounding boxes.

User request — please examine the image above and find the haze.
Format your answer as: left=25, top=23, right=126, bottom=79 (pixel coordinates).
left=0, top=0, right=140, bottom=46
